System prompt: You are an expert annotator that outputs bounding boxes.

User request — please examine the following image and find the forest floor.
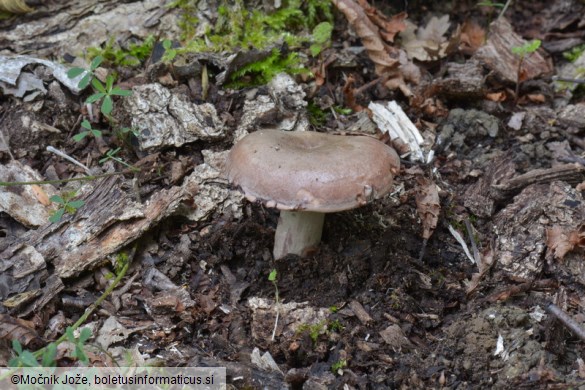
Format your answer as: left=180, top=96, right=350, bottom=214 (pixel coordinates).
left=1, top=0, right=585, bottom=388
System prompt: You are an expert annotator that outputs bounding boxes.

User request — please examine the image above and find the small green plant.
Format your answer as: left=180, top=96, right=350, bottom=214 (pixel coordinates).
left=331, top=359, right=347, bottom=374
left=9, top=249, right=132, bottom=368
left=86, top=74, right=132, bottom=116
left=511, top=39, right=541, bottom=102
left=268, top=269, right=279, bottom=304
left=73, top=119, right=103, bottom=142
left=67, top=56, right=132, bottom=116
left=67, top=55, right=104, bottom=89
left=9, top=327, right=91, bottom=367
left=49, top=191, right=85, bottom=223
left=563, top=44, right=585, bottom=62
left=65, top=327, right=92, bottom=364
left=100, top=148, right=139, bottom=172
left=297, top=321, right=328, bottom=344
left=309, top=21, right=333, bottom=57
left=329, top=305, right=339, bottom=313
left=162, top=39, right=178, bottom=62
left=328, top=319, right=344, bottom=332
left=511, top=39, right=541, bottom=58
left=9, top=340, right=57, bottom=367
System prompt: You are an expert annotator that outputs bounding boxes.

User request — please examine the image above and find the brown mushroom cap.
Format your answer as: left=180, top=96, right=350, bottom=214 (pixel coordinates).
left=224, top=130, right=400, bottom=213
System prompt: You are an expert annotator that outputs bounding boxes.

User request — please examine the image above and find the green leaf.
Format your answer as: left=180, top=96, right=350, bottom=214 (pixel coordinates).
left=78, top=73, right=92, bottom=89
left=74, top=344, right=88, bottom=364
left=111, top=87, right=132, bottom=96
left=90, top=55, right=103, bottom=70
left=49, top=195, right=65, bottom=204
left=101, top=95, right=113, bottom=115
left=20, top=350, right=40, bottom=367
left=68, top=200, right=85, bottom=209
left=86, top=92, right=105, bottom=104
left=91, top=129, right=102, bottom=138
left=162, top=39, right=172, bottom=50
left=312, top=22, right=333, bottom=44
left=12, top=339, right=23, bottom=354
left=73, top=131, right=88, bottom=142
left=67, top=67, right=85, bottom=78
left=268, top=269, right=277, bottom=281
left=105, top=75, right=115, bottom=91
left=91, top=78, right=106, bottom=93
left=79, top=327, right=92, bottom=343
left=81, top=119, right=92, bottom=130
left=49, top=209, right=65, bottom=223
left=41, top=343, right=57, bottom=367
left=65, top=327, right=75, bottom=342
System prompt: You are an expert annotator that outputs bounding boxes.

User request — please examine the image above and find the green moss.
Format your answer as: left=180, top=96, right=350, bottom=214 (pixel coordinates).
left=563, top=44, right=585, bottom=62
left=88, top=35, right=156, bottom=67
left=227, top=48, right=306, bottom=87
left=170, top=0, right=333, bottom=87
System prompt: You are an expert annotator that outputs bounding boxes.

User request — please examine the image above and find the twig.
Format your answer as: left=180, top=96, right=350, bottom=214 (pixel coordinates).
left=464, top=219, right=481, bottom=264
left=0, top=170, right=132, bottom=187
left=498, top=0, right=513, bottom=20
left=552, top=76, right=585, bottom=84
left=47, top=146, right=91, bottom=174
left=546, top=303, right=585, bottom=342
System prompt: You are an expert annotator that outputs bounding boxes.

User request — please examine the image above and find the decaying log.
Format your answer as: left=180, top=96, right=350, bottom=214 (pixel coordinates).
left=491, top=163, right=585, bottom=200
left=0, top=175, right=193, bottom=315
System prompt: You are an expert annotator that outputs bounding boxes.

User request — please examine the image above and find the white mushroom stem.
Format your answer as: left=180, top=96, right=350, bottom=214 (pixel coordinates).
left=273, top=211, right=325, bottom=259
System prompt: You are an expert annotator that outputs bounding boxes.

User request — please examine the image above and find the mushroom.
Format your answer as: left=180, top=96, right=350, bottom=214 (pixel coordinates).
left=224, top=130, right=400, bottom=259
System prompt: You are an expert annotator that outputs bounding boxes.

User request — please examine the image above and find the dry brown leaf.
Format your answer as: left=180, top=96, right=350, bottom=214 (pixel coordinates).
left=486, top=91, right=507, bottom=101
left=466, top=247, right=495, bottom=295
left=0, top=314, right=43, bottom=350
left=0, top=0, right=33, bottom=13
left=460, top=20, right=486, bottom=55
left=331, top=0, right=399, bottom=75
left=546, top=225, right=585, bottom=261
left=401, top=15, right=458, bottom=61
left=356, top=0, right=407, bottom=43
left=414, top=177, right=440, bottom=240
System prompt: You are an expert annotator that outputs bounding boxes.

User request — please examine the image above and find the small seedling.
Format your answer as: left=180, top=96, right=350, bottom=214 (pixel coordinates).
left=73, top=119, right=103, bottom=142
left=331, top=359, right=347, bottom=374
left=297, top=321, right=327, bottom=344
left=49, top=191, right=84, bottom=223
left=65, top=327, right=92, bottom=365
left=511, top=39, right=541, bottom=102
left=9, top=326, right=91, bottom=367
left=99, top=148, right=139, bottom=172
left=86, top=74, right=132, bottom=116
left=67, top=55, right=103, bottom=90
left=511, top=39, right=541, bottom=58
left=162, top=39, right=178, bottom=62
left=328, top=319, right=344, bottom=332
left=309, top=21, right=333, bottom=57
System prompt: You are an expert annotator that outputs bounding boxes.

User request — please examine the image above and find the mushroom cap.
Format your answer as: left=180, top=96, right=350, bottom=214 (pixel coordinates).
left=224, top=130, right=400, bottom=213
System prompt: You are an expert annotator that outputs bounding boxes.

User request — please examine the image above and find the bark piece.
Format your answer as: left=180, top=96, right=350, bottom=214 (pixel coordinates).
left=474, top=18, right=553, bottom=84
left=463, top=156, right=516, bottom=217
left=124, top=83, right=226, bottom=151
left=348, top=300, right=373, bottom=325
left=0, top=161, right=57, bottom=228
left=1, top=176, right=191, bottom=289
left=493, top=182, right=585, bottom=279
